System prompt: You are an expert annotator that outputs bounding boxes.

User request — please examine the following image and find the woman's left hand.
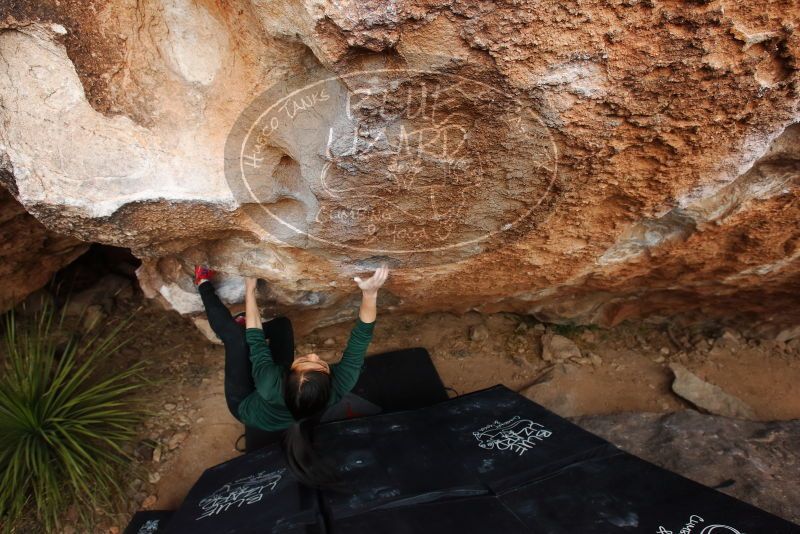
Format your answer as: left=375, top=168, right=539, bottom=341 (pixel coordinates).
left=245, top=277, right=258, bottom=293
left=354, top=264, right=389, bottom=296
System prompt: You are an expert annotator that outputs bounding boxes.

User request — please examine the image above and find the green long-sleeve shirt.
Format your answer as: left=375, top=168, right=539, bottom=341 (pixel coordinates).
left=236, top=318, right=375, bottom=431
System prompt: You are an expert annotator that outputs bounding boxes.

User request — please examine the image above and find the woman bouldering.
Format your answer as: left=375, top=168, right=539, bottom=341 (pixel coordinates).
left=195, top=264, right=389, bottom=485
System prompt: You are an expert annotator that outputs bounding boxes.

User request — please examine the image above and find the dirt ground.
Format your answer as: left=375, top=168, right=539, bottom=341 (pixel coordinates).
left=19, top=268, right=797, bottom=532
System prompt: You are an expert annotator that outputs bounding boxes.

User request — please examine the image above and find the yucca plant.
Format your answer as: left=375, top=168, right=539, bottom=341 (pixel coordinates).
left=0, top=305, right=148, bottom=531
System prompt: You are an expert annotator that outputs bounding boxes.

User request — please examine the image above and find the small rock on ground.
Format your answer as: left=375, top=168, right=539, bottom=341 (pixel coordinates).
left=141, top=495, right=158, bottom=509
left=775, top=325, right=800, bottom=343
left=469, top=324, right=489, bottom=342
left=168, top=431, right=188, bottom=450
left=669, top=364, right=756, bottom=419
left=191, top=317, right=223, bottom=345
left=541, top=331, right=582, bottom=362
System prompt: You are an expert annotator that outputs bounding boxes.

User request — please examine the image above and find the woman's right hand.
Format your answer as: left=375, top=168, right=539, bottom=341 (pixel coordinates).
left=354, top=265, right=389, bottom=297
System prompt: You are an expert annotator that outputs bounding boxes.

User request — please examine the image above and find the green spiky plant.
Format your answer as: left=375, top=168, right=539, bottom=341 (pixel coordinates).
left=0, top=305, right=148, bottom=531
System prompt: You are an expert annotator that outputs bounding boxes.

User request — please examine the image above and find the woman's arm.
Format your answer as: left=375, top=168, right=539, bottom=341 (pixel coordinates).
left=330, top=266, right=389, bottom=399
left=353, top=265, right=389, bottom=324
left=245, top=277, right=263, bottom=329
left=243, top=277, right=282, bottom=397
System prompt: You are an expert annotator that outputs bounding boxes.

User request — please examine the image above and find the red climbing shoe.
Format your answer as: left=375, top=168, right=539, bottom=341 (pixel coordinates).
left=233, top=312, right=246, bottom=326
left=194, top=265, right=215, bottom=286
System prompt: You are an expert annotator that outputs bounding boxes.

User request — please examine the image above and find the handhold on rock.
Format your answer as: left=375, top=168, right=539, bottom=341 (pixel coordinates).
left=669, top=363, right=756, bottom=420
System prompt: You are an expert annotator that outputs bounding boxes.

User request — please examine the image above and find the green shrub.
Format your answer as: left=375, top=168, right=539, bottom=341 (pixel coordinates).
left=0, top=306, right=147, bottom=531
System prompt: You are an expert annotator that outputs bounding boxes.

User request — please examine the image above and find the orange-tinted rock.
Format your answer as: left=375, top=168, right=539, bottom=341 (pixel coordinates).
left=0, top=185, right=87, bottom=312
left=0, top=1, right=797, bottom=330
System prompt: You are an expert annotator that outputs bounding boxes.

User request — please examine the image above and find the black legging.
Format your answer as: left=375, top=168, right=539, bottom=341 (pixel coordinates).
left=198, top=282, right=294, bottom=420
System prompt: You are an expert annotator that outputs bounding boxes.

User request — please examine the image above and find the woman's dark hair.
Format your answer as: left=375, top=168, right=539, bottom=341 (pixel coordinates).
left=283, top=369, right=336, bottom=487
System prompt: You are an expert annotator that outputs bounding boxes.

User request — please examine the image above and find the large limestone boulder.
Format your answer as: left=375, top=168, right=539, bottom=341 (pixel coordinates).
left=0, top=1, right=798, bottom=330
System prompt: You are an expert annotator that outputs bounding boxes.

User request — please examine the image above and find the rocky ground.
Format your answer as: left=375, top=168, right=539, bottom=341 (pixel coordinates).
left=11, top=271, right=800, bottom=532
left=576, top=411, right=800, bottom=524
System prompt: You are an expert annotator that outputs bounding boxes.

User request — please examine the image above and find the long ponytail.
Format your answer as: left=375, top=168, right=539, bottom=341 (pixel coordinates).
left=283, top=415, right=337, bottom=487
left=283, top=370, right=337, bottom=487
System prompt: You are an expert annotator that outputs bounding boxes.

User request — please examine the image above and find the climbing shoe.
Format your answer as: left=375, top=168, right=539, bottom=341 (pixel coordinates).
left=194, top=265, right=215, bottom=286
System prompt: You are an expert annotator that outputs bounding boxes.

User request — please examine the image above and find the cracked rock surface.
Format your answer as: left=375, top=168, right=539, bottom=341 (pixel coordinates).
left=0, top=1, right=798, bottom=329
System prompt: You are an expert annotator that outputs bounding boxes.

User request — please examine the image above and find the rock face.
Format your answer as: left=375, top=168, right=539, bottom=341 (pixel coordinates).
left=0, top=2, right=798, bottom=329
left=0, top=185, right=86, bottom=312
left=575, top=410, right=800, bottom=524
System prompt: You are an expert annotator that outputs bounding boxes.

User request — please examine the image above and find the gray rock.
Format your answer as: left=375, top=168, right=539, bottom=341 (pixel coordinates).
left=191, top=316, right=223, bottom=345
left=580, top=329, right=597, bottom=343
left=469, top=323, right=489, bottom=342
left=80, top=304, right=106, bottom=334
left=167, top=431, right=188, bottom=450
left=719, top=328, right=741, bottom=343
left=521, top=365, right=579, bottom=417
left=669, top=363, right=756, bottom=420
left=64, top=274, right=132, bottom=316
left=775, top=324, right=800, bottom=343
left=541, top=331, right=581, bottom=362
left=711, top=329, right=741, bottom=353
left=574, top=411, right=800, bottom=524
left=531, top=323, right=546, bottom=335
left=17, top=288, right=53, bottom=316
left=133, top=439, right=157, bottom=462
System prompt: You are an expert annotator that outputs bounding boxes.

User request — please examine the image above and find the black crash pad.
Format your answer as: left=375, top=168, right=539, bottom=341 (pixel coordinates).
left=138, top=385, right=799, bottom=534
left=330, top=495, right=529, bottom=534
left=162, top=445, right=321, bottom=533
left=349, top=347, right=449, bottom=412
left=501, top=451, right=796, bottom=533
left=315, top=385, right=613, bottom=520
